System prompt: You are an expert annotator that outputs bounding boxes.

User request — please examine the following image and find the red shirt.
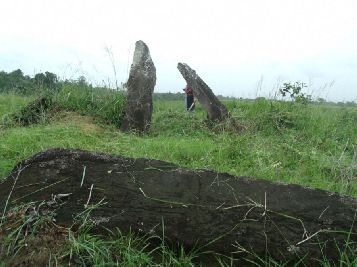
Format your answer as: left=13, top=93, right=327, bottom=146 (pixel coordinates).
left=183, top=86, right=193, bottom=96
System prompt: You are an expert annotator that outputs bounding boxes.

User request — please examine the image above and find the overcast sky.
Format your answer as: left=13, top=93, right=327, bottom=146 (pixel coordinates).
left=1, top=0, right=357, bottom=101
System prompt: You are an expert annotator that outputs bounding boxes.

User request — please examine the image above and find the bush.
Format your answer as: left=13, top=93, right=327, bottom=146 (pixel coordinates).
left=54, top=84, right=126, bottom=127
left=279, top=82, right=311, bottom=104
left=232, top=98, right=299, bottom=133
left=12, top=96, right=52, bottom=125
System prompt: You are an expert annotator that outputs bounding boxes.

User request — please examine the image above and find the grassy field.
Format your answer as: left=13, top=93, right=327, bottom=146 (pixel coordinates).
left=1, top=91, right=357, bottom=196
left=1, top=88, right=357, bottom=266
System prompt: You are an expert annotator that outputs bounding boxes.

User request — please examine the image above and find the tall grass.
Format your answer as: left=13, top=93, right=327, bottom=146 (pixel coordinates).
left=0, top=200, right=200, bottom=266
left=54, top=84, right=126, bottom=126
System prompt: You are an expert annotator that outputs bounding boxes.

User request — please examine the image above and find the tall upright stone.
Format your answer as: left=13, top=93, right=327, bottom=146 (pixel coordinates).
left=121, top=41, right=156, bottom=133
left=177, top=63, right=229, bottom=122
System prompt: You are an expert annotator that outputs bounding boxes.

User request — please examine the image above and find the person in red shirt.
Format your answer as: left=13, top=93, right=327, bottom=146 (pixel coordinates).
left=183, top=84, right=195, bottom=111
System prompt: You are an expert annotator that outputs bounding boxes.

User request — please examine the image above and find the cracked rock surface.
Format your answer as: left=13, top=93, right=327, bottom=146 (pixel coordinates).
left=1, top=148, right=357, bottom=263
left=121, top=40, right=156, bottom=133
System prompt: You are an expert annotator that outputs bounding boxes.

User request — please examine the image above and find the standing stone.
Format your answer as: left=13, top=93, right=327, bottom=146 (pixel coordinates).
left=177, top=63, right=229, bottom=122
left=121, top=41, right=156, bottom=133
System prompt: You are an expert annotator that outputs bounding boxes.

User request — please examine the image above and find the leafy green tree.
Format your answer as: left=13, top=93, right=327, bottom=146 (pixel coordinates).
left=34, top=73, right=46, bottom=88
left=77, top=76, right=88, bottom=87
left=34, top=72, right=60, bottom=91
left=7, top=69, right=32, bottom=94
left=0, top=71, right=10, bottom=92
left=279, top=82, right=311, bottom=104
left=44, top=71, right=58, bottom=89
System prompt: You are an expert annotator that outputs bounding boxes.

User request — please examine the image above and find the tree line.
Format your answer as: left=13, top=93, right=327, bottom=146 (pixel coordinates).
left=0, top=69, right=96, bottom=95
left=0, top=69, right=61, bottom=94
left=1, top=69, right=239, bottom=100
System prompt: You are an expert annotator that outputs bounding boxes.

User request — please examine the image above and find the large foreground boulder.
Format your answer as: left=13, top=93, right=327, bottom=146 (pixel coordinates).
left=121, top=40, right=156, bottom=133
left=177, top=63, right=229, bottom=122
left=1, top=148, right=357, bottom=263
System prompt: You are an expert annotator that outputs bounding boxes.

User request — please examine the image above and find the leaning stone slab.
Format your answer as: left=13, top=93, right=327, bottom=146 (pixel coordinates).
left=1, top=148, right=357, bottom=264
left=120, top=40, right=156, bottom=133
left=177, top=63, right=229, bottom=122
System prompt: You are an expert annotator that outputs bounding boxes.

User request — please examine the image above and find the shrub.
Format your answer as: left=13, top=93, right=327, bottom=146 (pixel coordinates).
left=12, top=96, right=52, bottom=125
left=279, top=82, right=311, bottom=104
left=54, top=84, right=126, bottom=127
